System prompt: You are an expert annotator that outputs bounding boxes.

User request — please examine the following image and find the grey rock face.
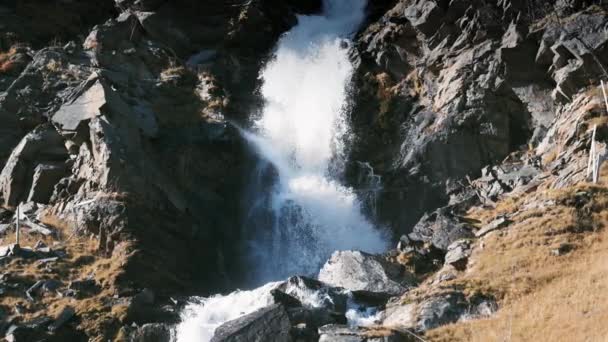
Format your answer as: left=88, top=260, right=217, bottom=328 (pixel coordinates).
left=51, top=79, right=107, bottom=133
left=475, top=216, right=512, bottom=237
left=318, top=324, right=413, bottom=342
left=416, top=292, right=469, bottom=331
left=318, top=251, right=415, bottom=297
left=444, top=239, right=472, bottom=270
left=27, top=163, right=66, bottom=204
left=409, top=208, right=474, bottom=251
left=0, top=125, right=67, bottom=207
left=350, top=0, right=535, bottom=236
left=129, top=323, right=173, bottom=342
left=210, top=304, right=292, bottom=342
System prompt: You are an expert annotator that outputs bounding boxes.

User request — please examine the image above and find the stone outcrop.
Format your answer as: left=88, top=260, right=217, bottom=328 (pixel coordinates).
left=211, top=304, right=292, bottom=342
left=318, top=250, right=416, bottom=297
left=0, top=125, right=67, bottom=207
left=348, top=0, right=608, bottom=238
left=1, top=0, right=607, bottom=340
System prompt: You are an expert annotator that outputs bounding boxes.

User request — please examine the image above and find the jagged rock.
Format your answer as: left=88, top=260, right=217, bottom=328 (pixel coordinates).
left=349, top=0, right=538, bottom=236
left=551, top=243, right=574, bottom=256
left=51, top=78, right=108, bottom=133
left=48, top=306, right=76, bottom=332
left=5, top=325, right=38, bottom=342
left=444, top=239, right=472, bottom=270
left=129, top=323, right=173, bottom=342
left=210, top=304, right=292, bottom=342
left=277, top=276, right=349, bottom=314
left=115, top=0, right=167, bottom=12
left=318, top=251, right=415, bottom=297
left=41, top=279, right=62, bottom=293
left=404, top=0, right=445, bottom=36
left=318, top=324, right=411, bottom=342
left=68, top=279, right=100, bottom=298
left=383, top=291, right=469, bottom=332
left=26, top=163, right=66, bottom=204
left=0, top=125, right=67, bottom=207
left=475, top=216, right=512, bottom=237
left=271, top=289, right=302, bottom=309
left=409, top=208, right=474, bottom=251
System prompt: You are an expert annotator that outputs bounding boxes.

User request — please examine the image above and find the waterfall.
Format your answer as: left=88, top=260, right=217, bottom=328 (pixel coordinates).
left=176, top=1, right=388, bottom=340
left=243, top=0, right=387, bottom=284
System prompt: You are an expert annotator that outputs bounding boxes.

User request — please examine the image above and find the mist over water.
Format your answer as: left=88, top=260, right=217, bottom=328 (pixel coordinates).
left=245, top=0, right=387, bottom=284
left=177, top=1, right=388, bottom=340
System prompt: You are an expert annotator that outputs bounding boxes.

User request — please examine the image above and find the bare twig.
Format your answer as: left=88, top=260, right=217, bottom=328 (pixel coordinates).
left=15, top=203, right=20, bottom=246
left=602, top=80, right=608, bottom=116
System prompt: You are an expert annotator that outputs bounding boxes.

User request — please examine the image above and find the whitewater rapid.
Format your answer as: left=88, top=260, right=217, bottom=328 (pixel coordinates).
left=177, top=1, right=388, bottom=340
left=244, top=0, right=387, bottom=284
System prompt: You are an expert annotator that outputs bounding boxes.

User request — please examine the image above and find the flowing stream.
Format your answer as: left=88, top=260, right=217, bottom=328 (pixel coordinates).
left=176, top=1, right=388, bottom=340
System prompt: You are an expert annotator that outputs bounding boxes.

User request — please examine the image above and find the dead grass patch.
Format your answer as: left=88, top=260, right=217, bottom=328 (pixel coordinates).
left=0, top=215, right=133, bottom=340
left=0, top=47, right=18, bottom=74
left=426, top=184, right=608, bottom=341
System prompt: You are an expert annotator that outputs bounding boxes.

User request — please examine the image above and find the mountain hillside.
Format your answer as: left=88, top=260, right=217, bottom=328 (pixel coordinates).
left=0, top=0, right=607, bottom=341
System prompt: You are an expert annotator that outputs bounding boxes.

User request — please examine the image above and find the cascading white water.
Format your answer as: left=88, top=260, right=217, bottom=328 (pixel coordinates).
left=244, top=0, right=387, bottom=284
left=176, top=1, right=388, bottom=340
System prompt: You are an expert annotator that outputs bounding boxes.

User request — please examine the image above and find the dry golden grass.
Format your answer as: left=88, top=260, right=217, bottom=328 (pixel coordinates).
left=0, top=216, right=133, bottom=340
left=426, top=184, right=608, bottom=342
left=0, top=47, right=18, bottom=74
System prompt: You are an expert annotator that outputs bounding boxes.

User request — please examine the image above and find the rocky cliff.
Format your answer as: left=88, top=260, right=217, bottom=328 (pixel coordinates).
left=1, top=0, right=607, bottom=341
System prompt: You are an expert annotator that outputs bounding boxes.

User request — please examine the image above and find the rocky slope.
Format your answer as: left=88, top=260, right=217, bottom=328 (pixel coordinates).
left=0, top=0, right=607, bottom=341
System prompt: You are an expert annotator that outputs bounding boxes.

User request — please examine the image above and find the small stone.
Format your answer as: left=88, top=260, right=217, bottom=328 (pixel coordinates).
left=475, top=216, right=512, bottom=237
left=26, top=280, right=44, bottom=301
left=48, top=307, right=75, bottom=332
left=444, top=240, right=472, bottom=271
left=41, top=279, right=62, bottom=293
left=551, top=243, right=574, bottom=256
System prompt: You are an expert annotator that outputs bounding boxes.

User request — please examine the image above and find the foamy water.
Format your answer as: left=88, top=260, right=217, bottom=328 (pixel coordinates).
left=176, top=1, right=388, bottom=340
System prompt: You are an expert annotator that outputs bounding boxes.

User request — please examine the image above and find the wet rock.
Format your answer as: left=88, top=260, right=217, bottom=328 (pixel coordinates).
left=318, top=251, right=415, bottom=297
left=210, top=304, right=291, bottom=342
left=277, top=276, right=348, bottom=314
left=288, top=306, right=347, bottom=333
left=271, top=289, right=302, bottom=309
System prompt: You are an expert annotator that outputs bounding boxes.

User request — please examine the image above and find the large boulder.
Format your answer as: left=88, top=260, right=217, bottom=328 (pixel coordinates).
left=409, top=207, right=474, bottom=251
left=318, top=324, right=414, bottom=342
left=349, top=0, right=537, bottom=237
left=0, top=125, right=66, bottom=207
left=26, top=163, right=66, bottom=204
left=129, top=323, right=173, bottom=342
left=443, top=239, right=472, bottom=270
left=318, top=251, right=416, bottom=297
left=210, top=304, right=292, bottom=342
left=382, top=291, right=497, bottom=332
